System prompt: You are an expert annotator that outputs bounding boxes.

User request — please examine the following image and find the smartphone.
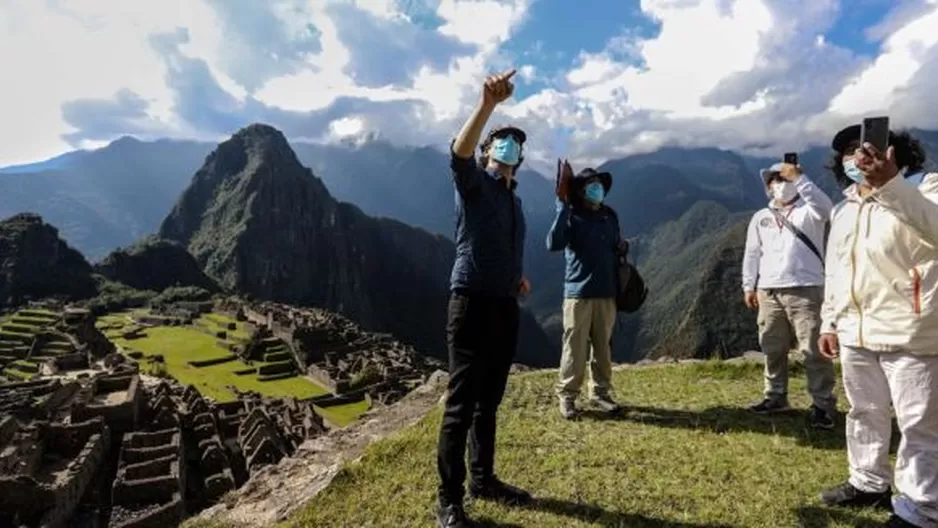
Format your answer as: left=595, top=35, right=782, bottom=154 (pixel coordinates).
left=783, top=152, right=798, bottom=165
left=861, top=116, right=890, bottom=154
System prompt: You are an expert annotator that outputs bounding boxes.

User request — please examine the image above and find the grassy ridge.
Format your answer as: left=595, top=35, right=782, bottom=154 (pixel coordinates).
left=285, top=361, right=891, bottom=527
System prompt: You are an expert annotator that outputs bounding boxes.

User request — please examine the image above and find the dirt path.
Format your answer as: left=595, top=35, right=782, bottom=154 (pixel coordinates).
left=195, top=370, right=448, bottom=526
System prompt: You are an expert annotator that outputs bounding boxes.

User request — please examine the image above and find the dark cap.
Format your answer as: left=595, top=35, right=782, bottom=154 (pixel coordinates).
left=484, top=124, right=527, bottom=145
left=831, top=124, right=896, bottom=153
left=573, top=167, right=612, bottom=193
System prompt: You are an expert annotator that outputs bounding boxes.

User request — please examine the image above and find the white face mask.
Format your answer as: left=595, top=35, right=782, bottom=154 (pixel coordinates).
left=771, top=181, right=798, bottom=203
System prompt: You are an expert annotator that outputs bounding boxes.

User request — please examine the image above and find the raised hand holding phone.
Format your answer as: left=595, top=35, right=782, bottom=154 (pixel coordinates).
left=556, top=158, right=573, bottom=202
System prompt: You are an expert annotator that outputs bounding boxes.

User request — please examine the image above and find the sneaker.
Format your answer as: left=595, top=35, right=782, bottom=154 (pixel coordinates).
left=885, top=514, right=919, bottom=527
left=590, top=394, right=621, bottom=413
left=436, top=502, right=472, bottom=528
left=808, top=405, right=836, bottom=430
left=748, top=397, right=790, bottom=414
left=469, top=476, right=533, bottom=505
left=819, top=481, right=892, bottom=510
left=559, top=399, right=578, bottom=420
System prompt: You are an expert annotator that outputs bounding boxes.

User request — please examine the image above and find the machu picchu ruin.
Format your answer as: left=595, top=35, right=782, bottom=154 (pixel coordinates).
left=0, top=297, right=440, bottom=526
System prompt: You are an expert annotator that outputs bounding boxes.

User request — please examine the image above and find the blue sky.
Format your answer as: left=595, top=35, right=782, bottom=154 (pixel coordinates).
left=1, top=0, right=938, bottom=172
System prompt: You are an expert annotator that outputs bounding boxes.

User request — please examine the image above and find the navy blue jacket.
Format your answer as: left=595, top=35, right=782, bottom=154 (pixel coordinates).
left=546, top=199, right=619, bottom=299
left=449, top=147, right=526, bottom=297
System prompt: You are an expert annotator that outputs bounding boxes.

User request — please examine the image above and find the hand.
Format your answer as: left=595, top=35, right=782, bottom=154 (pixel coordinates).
left=779, top=163, right=803, bottom=182
left=482, top=69, right=517, bottom=107
left=855, top=142, right=899, bottom=188
left=518, top=276, right=531, bottom=297
left=556, top=158, right=573, bottom=202
left=744, top=291, right=759, bottom=310
left=818, top=332, right=840, bottom=359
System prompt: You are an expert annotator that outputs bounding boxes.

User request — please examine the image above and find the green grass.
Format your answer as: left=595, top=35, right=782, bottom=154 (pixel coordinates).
left=100, top=311, right=369, bottom=427
left=284, top=361, right=891, bottom=528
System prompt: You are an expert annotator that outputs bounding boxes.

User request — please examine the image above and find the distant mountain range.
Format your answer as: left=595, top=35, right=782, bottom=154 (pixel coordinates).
left=2, top=126, right=937, bottom=363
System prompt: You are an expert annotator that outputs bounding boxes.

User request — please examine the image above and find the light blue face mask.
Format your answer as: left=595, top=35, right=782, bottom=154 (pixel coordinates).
left=585, top=182, right=605, bottom=203
left=843, top=158, right=867, bottom=186
left=490, top=137, right=521, bottom=166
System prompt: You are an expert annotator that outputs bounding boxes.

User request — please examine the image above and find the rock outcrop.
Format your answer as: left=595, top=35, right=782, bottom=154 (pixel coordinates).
left=0, top=213, right=97, bottom=308
left=158, top=124, right=552, bottom=364
left=95, top=235, right=220, bottom=293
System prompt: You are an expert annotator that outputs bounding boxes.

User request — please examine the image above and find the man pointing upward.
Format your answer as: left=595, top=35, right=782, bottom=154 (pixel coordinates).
left=435, top=68, right=533, bottom=528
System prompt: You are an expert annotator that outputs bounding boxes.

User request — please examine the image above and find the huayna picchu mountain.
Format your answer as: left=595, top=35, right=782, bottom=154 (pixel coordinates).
left=0, top=213, right=97, bottom=307
left=158, top=123, right=554, bottom=364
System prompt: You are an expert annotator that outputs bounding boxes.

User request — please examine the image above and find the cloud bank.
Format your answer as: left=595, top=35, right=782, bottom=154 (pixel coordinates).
left=2, top=0, right=938, bottom=172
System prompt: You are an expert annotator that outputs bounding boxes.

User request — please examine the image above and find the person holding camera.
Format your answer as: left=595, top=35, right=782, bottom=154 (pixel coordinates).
left=817, top=124, right=938, bottom=528
left=741, top=159, right=837, bottom=429
left=435, top=68, right=533, bottom=528
left=547, top=161, right=625, bottom=419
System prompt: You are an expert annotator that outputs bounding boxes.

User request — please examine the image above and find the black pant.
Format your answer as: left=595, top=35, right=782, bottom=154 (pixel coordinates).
left=437, top=290, right=519, bottom=505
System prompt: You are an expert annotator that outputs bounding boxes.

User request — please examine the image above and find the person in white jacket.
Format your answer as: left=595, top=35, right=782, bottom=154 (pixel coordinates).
left=817, top=125, right=937, bottom=528
left=741, top=161, right=838, bottom=429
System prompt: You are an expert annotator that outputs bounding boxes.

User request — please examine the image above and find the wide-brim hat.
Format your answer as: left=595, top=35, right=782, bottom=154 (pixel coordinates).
left=759, top=162, right=785, bottom=185
left=831, top=124, right=896, bottom=153
left=573, top=167, right=612, bottom=193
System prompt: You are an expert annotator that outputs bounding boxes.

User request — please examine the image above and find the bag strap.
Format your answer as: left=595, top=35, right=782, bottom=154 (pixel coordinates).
left=769, top=207, right=824, bottom=266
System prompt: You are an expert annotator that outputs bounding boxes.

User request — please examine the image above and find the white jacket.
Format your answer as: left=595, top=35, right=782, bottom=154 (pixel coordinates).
left=742, top=174, right=833, bottom=291
left=821, top=172, right=938, bottom=355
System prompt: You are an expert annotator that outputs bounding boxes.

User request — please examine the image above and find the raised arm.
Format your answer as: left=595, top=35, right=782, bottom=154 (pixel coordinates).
left=875, top=172, right=938, bottom=245
left=741, top=213, right=762, bottom=292
left=794, top=174, right=834, bottom=221
left=451, top=69, right=516, bottom=194
left=546, top=200, right=572, bottom=251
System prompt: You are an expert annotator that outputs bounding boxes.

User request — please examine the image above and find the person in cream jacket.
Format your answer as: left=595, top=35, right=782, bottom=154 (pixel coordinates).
left=817, top=125, right=937, bottom=528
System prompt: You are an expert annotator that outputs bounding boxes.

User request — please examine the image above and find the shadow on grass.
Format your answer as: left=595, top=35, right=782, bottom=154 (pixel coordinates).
left=577, top=405, right=854, bottom=450
left=473, top=498, right=735, bottom=527
left=793, top=505, right=888, bottom=528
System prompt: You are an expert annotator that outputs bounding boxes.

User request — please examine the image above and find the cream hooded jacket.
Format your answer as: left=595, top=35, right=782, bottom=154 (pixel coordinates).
left=821, top=172, right=938, bottom=355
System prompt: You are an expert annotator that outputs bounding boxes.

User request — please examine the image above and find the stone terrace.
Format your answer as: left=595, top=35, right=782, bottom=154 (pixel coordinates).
left=109, top=428, right=186, bottom=528
left=220, top=299, right=441, bottom=405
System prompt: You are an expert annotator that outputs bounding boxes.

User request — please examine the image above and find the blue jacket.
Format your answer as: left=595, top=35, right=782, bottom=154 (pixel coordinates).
left=449, top=147, right=526, bottom=297
left=546, top=199, right=619, bottom=299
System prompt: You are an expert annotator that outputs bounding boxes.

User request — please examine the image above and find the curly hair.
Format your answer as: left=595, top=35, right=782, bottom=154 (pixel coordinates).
left=827, top=129, right=927, bottom=189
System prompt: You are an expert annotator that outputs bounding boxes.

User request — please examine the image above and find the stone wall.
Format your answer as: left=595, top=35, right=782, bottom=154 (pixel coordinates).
left=71, top=372, right=143, bottom=435
left=111, top=427, right=186, bottom=527
left=0, top=416, right=110, bottom=528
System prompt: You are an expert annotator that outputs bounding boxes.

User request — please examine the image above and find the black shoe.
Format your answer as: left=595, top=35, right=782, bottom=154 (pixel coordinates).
left=748, top=397, right=790, bottom=414
left=885, top=514, right=920, bottom=527
left=469, top=477, right=533, bottom=505
left=819, top=481, right=892, bottom=510
left=437, top=502, right=472, bottom=528
left=808, top=405, right=836, bottom=430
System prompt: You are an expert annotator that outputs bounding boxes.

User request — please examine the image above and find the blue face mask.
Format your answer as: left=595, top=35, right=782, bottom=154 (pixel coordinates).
left=585, top=182, right=605, bottom=204
left=490, top=137, right=520, bottom=166
left=843, top=158, right=867, bottom=186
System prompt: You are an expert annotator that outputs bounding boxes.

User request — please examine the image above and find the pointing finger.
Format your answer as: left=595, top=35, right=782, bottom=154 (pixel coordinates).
left=501, top=68, right=517, bottom=81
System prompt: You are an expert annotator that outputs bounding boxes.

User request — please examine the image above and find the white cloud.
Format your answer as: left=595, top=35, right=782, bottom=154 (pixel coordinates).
left=2, top=0, right=938, bottom=172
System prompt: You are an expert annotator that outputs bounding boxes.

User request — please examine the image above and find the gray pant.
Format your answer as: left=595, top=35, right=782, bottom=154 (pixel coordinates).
left=757, top=286, right=836, bottom=410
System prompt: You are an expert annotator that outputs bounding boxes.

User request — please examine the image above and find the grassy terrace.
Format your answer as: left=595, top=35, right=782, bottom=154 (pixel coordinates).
left=0, top=309, right=60, bottom=382
left=97, top=311, right=369, bottom=426
left=276, top=361, right=888, bottom=528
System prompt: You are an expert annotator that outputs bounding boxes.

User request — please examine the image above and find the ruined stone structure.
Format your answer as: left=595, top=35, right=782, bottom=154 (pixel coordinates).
left=110, top=428, right=186, bottom=528
left=0, top=372, right=328, bottom=527
left=0, top=414, right=110, bottom=528
left=218, top=299, right=441, bottom=405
